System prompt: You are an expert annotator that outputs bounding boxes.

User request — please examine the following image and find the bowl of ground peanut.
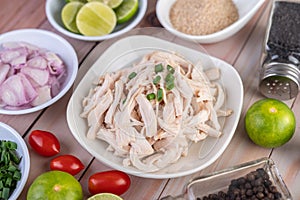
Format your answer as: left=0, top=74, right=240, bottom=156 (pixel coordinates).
left=156, top=0, right=266, bottom=43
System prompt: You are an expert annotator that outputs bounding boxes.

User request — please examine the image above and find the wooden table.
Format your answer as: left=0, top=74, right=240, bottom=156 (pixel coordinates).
left=1, top=0, right=299, bottom=199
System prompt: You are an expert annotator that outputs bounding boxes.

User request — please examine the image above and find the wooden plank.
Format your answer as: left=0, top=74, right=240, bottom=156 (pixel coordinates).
left=159, top=1, right=273, bottom=199
left=15, top=1, right=171, bottom=199
left=0, top=0, right=48, bottom=135
left=18, top=90, right=94, bottom=197
left=0, top=0, right=46, bottom=33
left=270, top=91, right=300, bottom=198
left=39, top=21, right=98, bottom=63
left=2, top=0, right=299, bottom=199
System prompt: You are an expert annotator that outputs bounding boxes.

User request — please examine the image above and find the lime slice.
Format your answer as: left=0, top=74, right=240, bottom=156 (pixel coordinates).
left=76, top=2, right=117, bottom=36
left=114, top=0, right=139, bottom=24
left=61, top=2, right=84, bottom=33
left=87, top=0, right=123, bottom=9
left=65, top=0, right=87, bottom=3
left=87, top=193, right=123, bottom=200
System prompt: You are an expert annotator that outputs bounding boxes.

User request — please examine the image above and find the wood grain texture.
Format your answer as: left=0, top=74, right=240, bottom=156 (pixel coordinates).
left=1, top=0, right=299, bottom=199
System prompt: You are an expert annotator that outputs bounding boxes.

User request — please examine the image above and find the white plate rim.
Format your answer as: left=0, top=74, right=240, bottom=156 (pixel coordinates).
left=67, top=35, right=244, bottom=179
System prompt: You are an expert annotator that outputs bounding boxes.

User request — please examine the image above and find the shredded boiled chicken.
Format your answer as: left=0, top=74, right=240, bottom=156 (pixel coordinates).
left=81, top=51, right=232, bottom=172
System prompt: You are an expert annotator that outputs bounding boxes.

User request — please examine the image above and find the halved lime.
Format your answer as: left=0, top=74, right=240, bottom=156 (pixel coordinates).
left=76, top=2, right=117, bottom=36
left=87, top=0, right=123, bottom=9
left=87, top=193, right=123, bottom=200
left=61, top=2, right=84, bottom=33
left=115, top=0, right=139, bottom=24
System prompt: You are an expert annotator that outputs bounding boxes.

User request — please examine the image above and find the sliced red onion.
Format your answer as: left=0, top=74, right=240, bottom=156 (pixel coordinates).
left=0, top=63, right=10, bottom=85
left=0, top=74, right=37, bottom=106
left=10, top=55, right=27, bottom=69
left=27, top=56, right=47, bottom=69
left=21, top=67, right=49, bottom=86
left=43, top=52, right=65, bottom=75
left=31, top=85, right=52, bottom=106
left=0, top=42, right=66, bottom=110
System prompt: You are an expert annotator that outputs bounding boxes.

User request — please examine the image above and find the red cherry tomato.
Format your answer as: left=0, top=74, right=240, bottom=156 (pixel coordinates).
left=28, top=130, right=60, bottom=157
left=88, top=170, right=131, bottom=196
left=50, top=154, right=84, bottom=176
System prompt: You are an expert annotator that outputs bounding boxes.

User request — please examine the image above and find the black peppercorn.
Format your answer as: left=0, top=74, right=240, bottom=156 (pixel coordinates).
left=245, top=182, right=252, bottom=189
left=246, top=189, right=253, bottom=196
left=197, top=168, right=284, bottom=200
left=256, top=191, right=265, bottom=199
left=247, top=173, right=256, bottom=182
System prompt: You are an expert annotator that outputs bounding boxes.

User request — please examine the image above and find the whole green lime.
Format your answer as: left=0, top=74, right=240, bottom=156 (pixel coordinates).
left=245, top=98, right=296, bottom=148
left=27, top=171, right=83, bottom=200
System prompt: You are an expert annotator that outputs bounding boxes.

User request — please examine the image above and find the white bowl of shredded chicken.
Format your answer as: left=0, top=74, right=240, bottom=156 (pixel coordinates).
left=67, top=35, right=243, bottom=179
left=156, top=0, right=266, bottom=43
left=0, top=29, right=78, bottom=115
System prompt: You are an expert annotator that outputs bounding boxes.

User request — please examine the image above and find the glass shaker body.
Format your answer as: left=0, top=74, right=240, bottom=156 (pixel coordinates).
left=259, top=0, right=300, bottom=100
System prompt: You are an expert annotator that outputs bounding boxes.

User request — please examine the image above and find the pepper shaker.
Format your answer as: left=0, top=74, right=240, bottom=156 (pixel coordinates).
left=259, top=0, right=300, bottom=100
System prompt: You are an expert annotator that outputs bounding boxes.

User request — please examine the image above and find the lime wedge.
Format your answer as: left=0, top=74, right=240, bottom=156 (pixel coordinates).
left=87, top=0, right=123, bottom=9
left=76, top=2, right=117, bottom=36
left=61, top=2, right=84, bottom=33
left=87, top=193, right=123, bottom=200
left=114, top=0, right=139, bottom=24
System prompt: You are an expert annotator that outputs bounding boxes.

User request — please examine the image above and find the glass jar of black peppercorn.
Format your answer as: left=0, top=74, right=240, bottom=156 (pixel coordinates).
left=259, top=0, right=300, bottom=100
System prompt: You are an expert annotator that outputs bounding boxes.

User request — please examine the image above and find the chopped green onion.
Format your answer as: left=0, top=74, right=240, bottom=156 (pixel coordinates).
left=128, top=72, right=137, bottom=80
left=155, top=63, right=164, bottom=73
left=167, top=65, right=175, bottom=74
left=153, top=75, right=161, bottom=85
left=5, top=177, right=12, bottom=187
left=2, top=187, right=9, bottom=199
left=9, top=150, right=20, bottom=164
left=146, top=93, right=156, bottom=100
left=166, top=82, right=175, bottom=90
left=157, top=89, right=163, bottom=101
left=13, top=171, right=21, bottom=181
left=165, top=73, right=175, bottom=82
left=165, top=73, right=175, bottom=90
left=4, top=142, right=17, bottom=150
left=7, top=165, right=17, bottom=172
left=1, top=151, right=6, bottom=163
left=0, top=140, right=22, bottom=200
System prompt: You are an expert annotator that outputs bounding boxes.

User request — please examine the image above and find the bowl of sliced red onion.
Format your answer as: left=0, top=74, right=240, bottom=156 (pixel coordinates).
left=0, top=29, right=78, bottom=115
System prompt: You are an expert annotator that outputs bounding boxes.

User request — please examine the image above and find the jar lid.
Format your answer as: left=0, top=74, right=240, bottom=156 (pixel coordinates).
left=259, top=62, right=300, bottom=100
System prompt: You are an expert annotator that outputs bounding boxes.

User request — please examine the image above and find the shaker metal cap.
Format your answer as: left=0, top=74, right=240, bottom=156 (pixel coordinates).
left=259, top=63, right=300, bottom=100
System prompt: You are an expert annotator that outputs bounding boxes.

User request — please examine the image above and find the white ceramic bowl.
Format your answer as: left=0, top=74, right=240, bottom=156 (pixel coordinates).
left=45, top=0, right=148, bottom=41
left=0, top=122, right=30, bottom=200
left=0, top=29, right=78, bottom=115
left=156, top=0, right=266, bottom=43
left=67, top=34, right=244, bottom=179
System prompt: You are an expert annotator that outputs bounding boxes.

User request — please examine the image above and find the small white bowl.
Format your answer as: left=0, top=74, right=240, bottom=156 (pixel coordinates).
left=0, top=29, right=78, bottom=115
left=0, top=122, right=30, bottom=200
left=45, top=0, right=148, bottom=41
left=156, top=0, right=266, bottom=43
